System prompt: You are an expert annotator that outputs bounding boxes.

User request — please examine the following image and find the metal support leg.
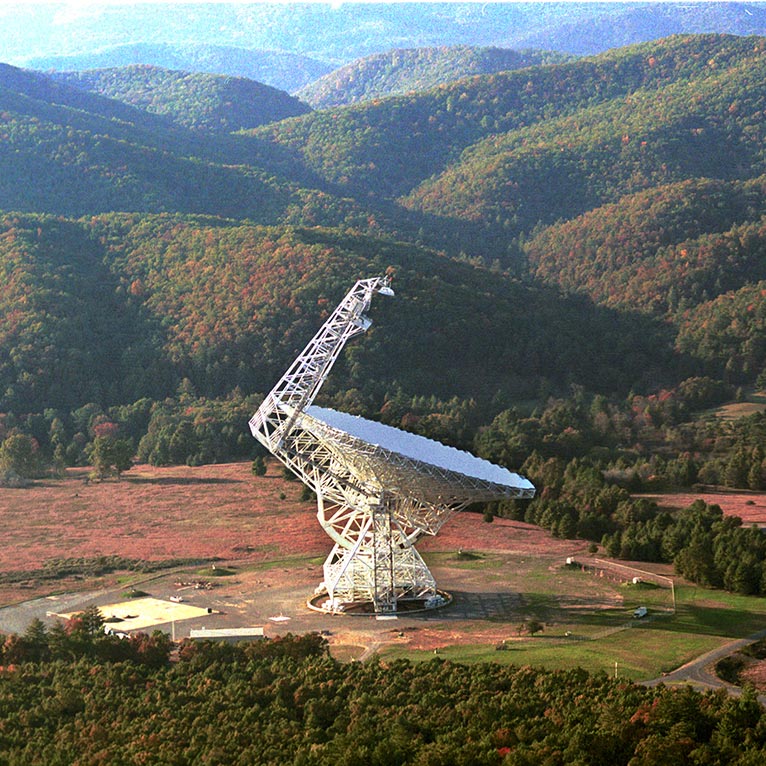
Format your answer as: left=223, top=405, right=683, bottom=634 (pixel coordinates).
left=372, top=503, right=396, bottom=613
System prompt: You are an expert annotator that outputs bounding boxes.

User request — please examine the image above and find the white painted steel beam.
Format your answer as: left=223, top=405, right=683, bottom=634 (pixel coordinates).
left=250, top=276, right=534, bottom=613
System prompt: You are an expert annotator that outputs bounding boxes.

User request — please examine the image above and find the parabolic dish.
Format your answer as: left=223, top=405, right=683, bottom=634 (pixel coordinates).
left=305, top=405, right=534, bottom=494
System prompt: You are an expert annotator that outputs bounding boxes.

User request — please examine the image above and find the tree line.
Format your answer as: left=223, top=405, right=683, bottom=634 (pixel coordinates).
left=477, top=380, right=766, bottom=595
left=1, top=617, right=766, bottom=765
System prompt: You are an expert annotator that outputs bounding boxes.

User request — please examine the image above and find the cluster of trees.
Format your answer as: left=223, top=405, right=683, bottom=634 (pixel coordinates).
left=476, top=377, right=730, bottom=475
left=0, top=387, right=264, bottom=483
left=1, top=608, right=173, bottom=668
left=473, top=381, right=766, bottom=593
left=0, top=609, right=325, bottom=669
left=669, top=501, right=766, bottom=595
left=0, top=431, right=46, bottom=486
left=135, top=390, right=262, bottom=467
left=600, top=499, right=766, bottom=597
left=2, top=621, right=766, bottom=764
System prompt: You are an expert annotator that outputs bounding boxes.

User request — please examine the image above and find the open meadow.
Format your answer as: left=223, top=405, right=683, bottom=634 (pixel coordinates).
left=638, top=490, right=766, bottom=525
left=3, top=460, right=766, bottom=685
left=0, top=461, right=326, bottom=604
left=709, top=390, right=766, bottom=421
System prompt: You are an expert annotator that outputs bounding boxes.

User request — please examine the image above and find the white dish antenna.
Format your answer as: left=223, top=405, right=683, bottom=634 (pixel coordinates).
left=306, top=405, right=534, bottom=491
left=250, top=276, right=534, bottom=613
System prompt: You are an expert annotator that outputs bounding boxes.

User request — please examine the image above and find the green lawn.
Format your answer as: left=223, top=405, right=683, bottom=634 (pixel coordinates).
left=384, top=629, right=724, bottom=681
left=381, top=559, right=766, bottom=680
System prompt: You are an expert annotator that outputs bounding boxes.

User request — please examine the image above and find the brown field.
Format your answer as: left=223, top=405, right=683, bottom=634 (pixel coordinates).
left=0, top=462, right=326, bottom=603
left=0, top=460, right=578, bottom=606
left=419, top=513, right=587, bottom=558
left=0, top=462, right=328, bottom=570
left=711, top=390, right=766, bottom=421
left=638, top=491, right=766, bottom=525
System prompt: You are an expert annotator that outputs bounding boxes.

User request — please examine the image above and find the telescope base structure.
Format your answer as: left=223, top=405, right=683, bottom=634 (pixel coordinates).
left=308, top=589, right=452, bottom=615
left=313, top=497, right=446, bottom=614
left=247, top=279, right=535, bottom=616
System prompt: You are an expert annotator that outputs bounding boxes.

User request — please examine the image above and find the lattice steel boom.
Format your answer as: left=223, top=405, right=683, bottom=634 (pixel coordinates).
left=249, top=276, right=534, bottom=613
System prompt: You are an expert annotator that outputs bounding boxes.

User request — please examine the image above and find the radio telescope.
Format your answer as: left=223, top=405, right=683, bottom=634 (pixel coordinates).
left=249, top=276, right=535, bottom=614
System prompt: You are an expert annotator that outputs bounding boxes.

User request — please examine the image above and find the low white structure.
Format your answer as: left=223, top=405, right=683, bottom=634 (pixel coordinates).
left=189, top=627, right=265, bottom=641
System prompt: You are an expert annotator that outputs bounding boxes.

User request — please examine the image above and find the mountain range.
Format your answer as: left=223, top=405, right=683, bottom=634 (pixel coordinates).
left=295, top=46, right=573, bottom=109
left=9, top=2, right=766, bottom=91
left=1, top=31, right=765, bottom=426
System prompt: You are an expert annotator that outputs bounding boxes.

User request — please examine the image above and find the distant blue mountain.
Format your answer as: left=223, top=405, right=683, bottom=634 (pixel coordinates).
left=510, top=2, right=766, bottom=55
left=6, top=2, right=766, bottom=94
left=24, top=43, right=333, bottom=94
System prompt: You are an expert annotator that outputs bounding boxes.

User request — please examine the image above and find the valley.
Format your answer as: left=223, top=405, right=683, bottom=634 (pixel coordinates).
left=3, top=459, right=766, bottom=690
left=3, top=9, right=766, bottom=760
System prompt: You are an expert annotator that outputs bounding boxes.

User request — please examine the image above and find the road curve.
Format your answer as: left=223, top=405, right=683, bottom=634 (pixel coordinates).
left=642, top=628, right=766, bottom=705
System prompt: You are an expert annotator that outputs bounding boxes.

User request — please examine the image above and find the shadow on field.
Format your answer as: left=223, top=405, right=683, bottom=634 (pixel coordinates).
left=125, top=476, right=242, bottom=486
left=513, top=591, right=627, bottom=625
left=391, top=590, right=519, bottom=622
left=639, top=603, right=766, bottom=638
left=410, top=589, right=630, bottom=626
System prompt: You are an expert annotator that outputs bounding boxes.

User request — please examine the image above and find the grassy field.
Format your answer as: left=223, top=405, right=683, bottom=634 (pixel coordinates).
left=709, top=390, right=766, bottom=421
left=381, top=559, right=766, bottom=681
left=4, top=461, right=766, bottom=684
left=386, top=630, right=723, bottom=681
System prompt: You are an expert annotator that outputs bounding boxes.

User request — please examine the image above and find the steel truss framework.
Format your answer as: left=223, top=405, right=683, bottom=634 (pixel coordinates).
left=250, top=276, right=535, bottom=613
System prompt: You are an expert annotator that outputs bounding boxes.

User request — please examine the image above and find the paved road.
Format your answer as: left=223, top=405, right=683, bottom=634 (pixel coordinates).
left=642, top=628, right=766, bottom=704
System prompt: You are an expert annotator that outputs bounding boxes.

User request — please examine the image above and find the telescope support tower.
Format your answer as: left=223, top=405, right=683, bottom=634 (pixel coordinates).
left=250, top=275, right=534, bottom=613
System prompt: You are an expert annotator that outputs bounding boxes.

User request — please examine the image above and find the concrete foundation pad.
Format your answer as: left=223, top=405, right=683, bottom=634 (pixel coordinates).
left=56, top=597, right=211, bottom=632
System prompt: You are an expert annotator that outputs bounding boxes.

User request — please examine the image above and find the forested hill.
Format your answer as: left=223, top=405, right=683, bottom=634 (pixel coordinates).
left=401, top=35, right=766, bottom=231
left=52, top=65, right=311, bottom=133
left=253, top=34, right=764, bottom=208
left=296, top=46, right=572, bottom=109
left=0, top=214, right=671, bottom=416
left=0, top=62, right=345, bottom=221
left=3, top=35, right=764, bottom=236
left=525, top=177, right=766, bottom=316
left=1, top=34, right=766, bottom=407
